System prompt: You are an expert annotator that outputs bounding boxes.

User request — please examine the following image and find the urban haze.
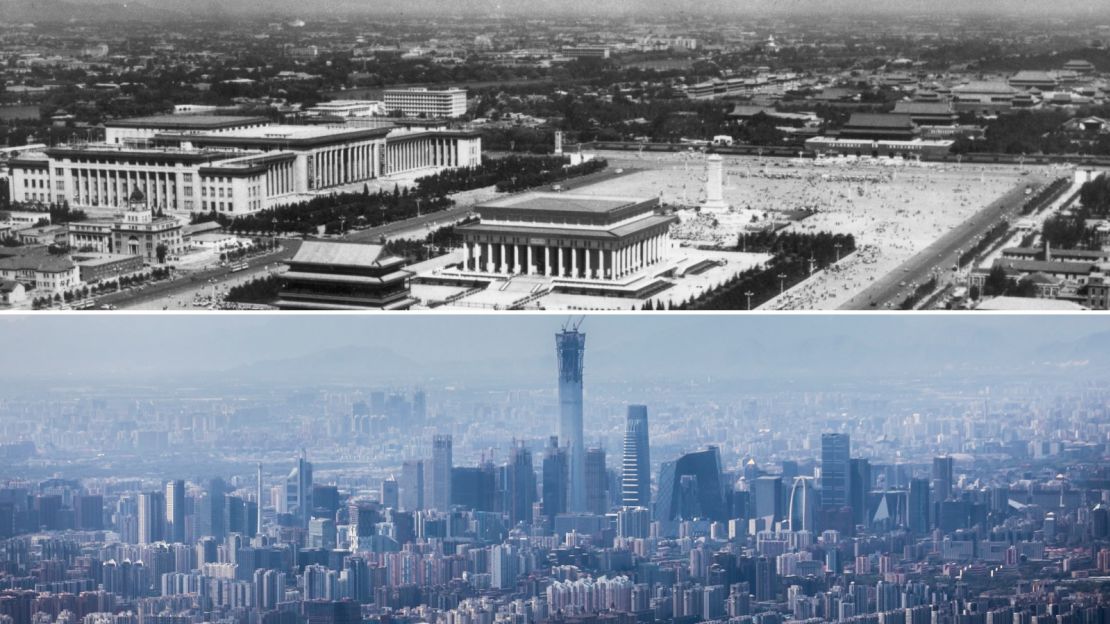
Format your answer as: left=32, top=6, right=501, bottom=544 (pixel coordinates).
left=0, top=315, right=1109, bottom=624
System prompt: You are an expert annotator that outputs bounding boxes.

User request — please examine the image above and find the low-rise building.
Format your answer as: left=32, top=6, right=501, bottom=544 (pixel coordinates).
left=4, top=210, right=51, bottom=229
left=0, top=279, right=27, bottom=305
left=17, top=224, right=67, bottom=246
left=111, top=205, right=183, bottom=263
left=190, top=232, right=240, bottom=251
left=72, top=252, right=144, bottom=283
left=306, top=100, right=386, bottom=118
left=891, top=101, right=959, bottom=127
left=68, top=220, right=115, bottom=252
left=0, top=250, right=80, bottom=294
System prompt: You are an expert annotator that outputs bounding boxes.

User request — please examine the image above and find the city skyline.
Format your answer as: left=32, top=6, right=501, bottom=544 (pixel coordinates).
left=0, top=315, right=1107, bottom=624
left=2, top=315, right=1110, bottom=387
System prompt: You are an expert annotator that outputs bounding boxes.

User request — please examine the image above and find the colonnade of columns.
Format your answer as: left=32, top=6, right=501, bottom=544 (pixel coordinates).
left=266, top=160, right=295, bottom=197
left=312, top=141, right=379, bottom=189
left=460, top=232, right=669, bottom=280
left=385, top=137, right=458, bottom=175
left=70, top=167, right=177, bottom=209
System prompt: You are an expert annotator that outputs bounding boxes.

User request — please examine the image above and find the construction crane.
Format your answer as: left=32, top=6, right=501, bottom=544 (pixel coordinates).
left=562, top=315, right=585, bottom=332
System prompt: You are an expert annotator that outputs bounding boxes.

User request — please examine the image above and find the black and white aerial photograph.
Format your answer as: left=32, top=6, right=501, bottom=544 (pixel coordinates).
left=0, top=3, right=1109, bottom=624
left=1, top=0, right=1110, bottom=310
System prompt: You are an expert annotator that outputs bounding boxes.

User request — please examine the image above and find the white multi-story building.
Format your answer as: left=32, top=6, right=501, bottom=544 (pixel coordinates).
left=384, top=88, right=468, bottom=118
left=7, top=115, right=482, bottom=217
left=0, top=253, right=80, bottom=294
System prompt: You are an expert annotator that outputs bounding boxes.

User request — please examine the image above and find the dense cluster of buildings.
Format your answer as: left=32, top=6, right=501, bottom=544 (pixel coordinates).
left=968, top=242, right=1110, bottom=310
left=0, top=105, right=483, bottom=306
left=1, top=327, right=1107, bottom=624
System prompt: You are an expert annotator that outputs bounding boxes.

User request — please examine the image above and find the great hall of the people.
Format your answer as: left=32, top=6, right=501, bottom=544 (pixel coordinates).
left=6, top=114, right=481, bottom=216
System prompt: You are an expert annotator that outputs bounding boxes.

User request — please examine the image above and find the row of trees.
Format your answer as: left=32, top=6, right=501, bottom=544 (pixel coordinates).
left=198, top=155, right=607, bottom=236
left=225, top=275, right=282, bottom=305
left=898, top=276, right=938, bottom=310
left=1042, top=174, right=1110, bottom=250
left=948, top=108, right=1110, bottom=156
left=382, top=217, right=478, bottom=265
left=413, top=155, right=580, bottom=196
left=30, top=267, right=172, bottom=309
left=978, top=265, right=1039, bottom=299
left=210, top=185, right=454, bottom=236
left=675, top=231, right=856, bottom=310
left=0, top=201, right=89, bottom=225
left=1019, top=177, right=1072, bottom=216
left=218, top=239, right=278, bottom=263
left=958, top=221, right=1011, bottom=268
left=495, top=158, right=607, bottom=193
left=1078, top=173, right=1110, bottom=218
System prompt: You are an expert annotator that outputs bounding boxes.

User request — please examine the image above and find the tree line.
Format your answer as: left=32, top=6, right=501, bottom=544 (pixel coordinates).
left=198, top=156, right=607, bottom=236
left=1041, top=174, right=1110, bottom=250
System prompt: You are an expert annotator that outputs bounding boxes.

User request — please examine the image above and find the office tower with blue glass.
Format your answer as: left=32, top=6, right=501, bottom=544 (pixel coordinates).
left=821, top=433, right=850, bottom=508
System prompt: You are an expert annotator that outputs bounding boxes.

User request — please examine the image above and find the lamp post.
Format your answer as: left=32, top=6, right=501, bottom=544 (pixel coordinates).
left=834, top=242, right=842, bottom=263
left=778, top=273, right=787, bottom=296
left=745, top=290, right=754, bottom=310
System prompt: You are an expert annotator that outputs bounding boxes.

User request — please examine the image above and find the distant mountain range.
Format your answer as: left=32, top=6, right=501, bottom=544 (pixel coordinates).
left=1, top=316, right=1107, bottom=391
left=210, top=318, right=1110, bottom=388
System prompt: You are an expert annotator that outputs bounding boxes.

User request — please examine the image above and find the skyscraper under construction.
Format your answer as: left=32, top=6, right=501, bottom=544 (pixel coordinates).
left=556, top=322, right=587, bottom=513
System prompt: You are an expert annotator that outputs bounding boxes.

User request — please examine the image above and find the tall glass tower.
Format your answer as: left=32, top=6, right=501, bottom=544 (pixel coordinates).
left=556, top=326, right=587, bottom=512
left=820, top=433, right=850, bottom=509
left=622, top=405, right=651, bottom=509
left=431, top=434, right=453, bottom=512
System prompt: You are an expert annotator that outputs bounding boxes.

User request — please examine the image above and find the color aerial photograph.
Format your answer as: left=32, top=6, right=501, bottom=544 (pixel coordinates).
left=0, top=315, right=1109, bottom=624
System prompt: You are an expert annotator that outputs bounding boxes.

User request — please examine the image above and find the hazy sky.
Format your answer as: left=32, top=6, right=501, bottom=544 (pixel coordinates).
left=22, top=0, right=1108, bottom=18
left=1, top=314, right=1107, bottom=387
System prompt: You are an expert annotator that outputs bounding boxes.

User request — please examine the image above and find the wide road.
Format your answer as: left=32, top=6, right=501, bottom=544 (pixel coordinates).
left=94, top=241, right=299, bottom=310
left=341, top=203, right=477, bottom=244
left=840, top=174, right=1048, bottom=310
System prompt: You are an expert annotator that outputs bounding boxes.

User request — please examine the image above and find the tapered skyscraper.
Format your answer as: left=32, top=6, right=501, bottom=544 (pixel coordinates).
left=286, top=449, right=313, bottom=528
left=622, top=405, right=651, bottom=509
left=556, top=325, right=587, bottom=512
